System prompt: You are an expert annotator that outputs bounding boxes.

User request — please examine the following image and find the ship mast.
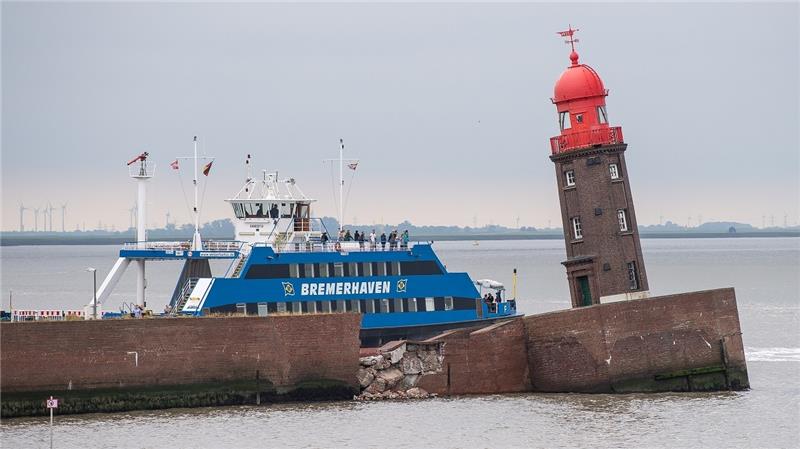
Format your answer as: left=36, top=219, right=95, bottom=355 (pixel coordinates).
left=339, top=138, right=344, bottom=232
left=192, top=136, right=202, bottom=251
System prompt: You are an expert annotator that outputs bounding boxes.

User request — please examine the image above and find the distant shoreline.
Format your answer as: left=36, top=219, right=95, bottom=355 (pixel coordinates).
left=1, top=231, right=797, bottom=246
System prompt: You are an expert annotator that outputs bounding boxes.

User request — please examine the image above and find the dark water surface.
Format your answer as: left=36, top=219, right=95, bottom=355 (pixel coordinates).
left=2, top=238, right=799, bottom=448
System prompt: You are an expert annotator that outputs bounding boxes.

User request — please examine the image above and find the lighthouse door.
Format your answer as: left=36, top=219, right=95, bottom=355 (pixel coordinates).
left=577, top=276, right=592, bottom=307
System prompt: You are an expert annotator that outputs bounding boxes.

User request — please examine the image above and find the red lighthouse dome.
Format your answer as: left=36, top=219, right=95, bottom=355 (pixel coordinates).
left=549, top=29, right=623, bottom=155
left=553, top=51, right=607, bottom=103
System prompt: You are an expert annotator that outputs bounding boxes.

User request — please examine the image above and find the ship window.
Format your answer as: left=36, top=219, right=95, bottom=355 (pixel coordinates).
left=434, top=297, right=446, bottom=311
left=334, top=263, right=344, bottom=277
left=361, top=262, right=372, bottom=276
left=307, top=301, right=317, bottom=314
left=244, top=264, right=290, bottom=279
left=321, top=301, right=332, bottom=313
left=628, top=262, right=639, bottom=290
left=348, top=262, right=359, bottom=277
left=399, top=261, right=443, bottom=275
left=597, top=106, right=608, bottom=124
left=292, top=301, right=302, bottom=314
left=359, top=299, right=367, bottom=313
left=303, top=263, right=315, bottom=278
left=559, top=111, right=571, bottom=131
left=380, top=299, right=390, bottom=313
left=350, top=299, right=361, bottom=313
left=289, top=264, right=300, bottom=278
left=267, top=303, right=278, bottom=314
left=236, top=303, right=247, bottom=315
left=571, top=217, right=583, bottom=240
left=257, top=302, right=268, bottom=317
left=336, top=299, right=346, bottom=313
left=407, top=298, right=418, bottom=312
left=376, top=262, right=387, bottom=276
left=444, top=296, right=454, bottom=311
left=366, top=299, right=376, bottom=313
left=609, top=163, right=620, bottom=180
left=454, top=298, right=475, bottom=310
left=371, top=262, right=380, bottom=276
left=565, top=170, right=576, bottom=187
left=386, top=261, right=401, bottom=276
left=425, top=297, right=435, bottom=311
left=617, top=209, right=629, bottom=232
left=317, top=263, right=329, bottom=278
left=277, top=302, right=287, bottom=314
left=393, top=298, right=404, bottom=313
left=232, top=203, right=245, bottom=219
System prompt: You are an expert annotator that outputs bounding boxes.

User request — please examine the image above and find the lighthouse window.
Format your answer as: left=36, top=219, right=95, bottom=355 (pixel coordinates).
left=571, top=217, right=583, bottom=240
left=617, top=209, right=629, bottom=232
left=574, top=113, right=584, bottom=124
left=597, top=106, right=608, bottom=124
left=565, top=170, right=576, bottom=187
left=609, top=163, right=620, bottom=179
left=559, top=111, right=572, bottom=131
left=627, top=261, right=639, bottom=290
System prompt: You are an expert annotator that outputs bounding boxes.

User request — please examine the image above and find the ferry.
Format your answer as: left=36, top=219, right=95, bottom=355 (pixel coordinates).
left=80, top=143, right=517, bottom=346
left=177, top=167, right=518, bottom=345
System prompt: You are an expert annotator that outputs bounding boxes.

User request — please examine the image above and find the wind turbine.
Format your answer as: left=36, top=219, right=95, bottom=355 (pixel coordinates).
left=48, top=203, right=56, bottom=232
left=33, top=207, right=40, bottom=232
left=61, top=203, right=67, bottom=233
left=19, top=203, right=28, bottom=232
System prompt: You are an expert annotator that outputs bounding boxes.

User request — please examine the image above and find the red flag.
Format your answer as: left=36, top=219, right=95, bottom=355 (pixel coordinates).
left=202, top=161, right=213, bottom=176
left=347, top=162, right=358, bottom=170
left=170, top=159, right=179, bottom=170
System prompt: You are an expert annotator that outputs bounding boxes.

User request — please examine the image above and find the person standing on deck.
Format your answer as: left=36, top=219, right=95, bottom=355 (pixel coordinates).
left=401, top=230, right=409, bottom=249
left=380, top=232, right=387, bottom=250
left=370, top=230, right=377, bottom=250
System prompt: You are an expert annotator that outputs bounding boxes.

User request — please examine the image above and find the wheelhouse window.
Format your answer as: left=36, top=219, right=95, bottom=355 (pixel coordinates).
left=609, top=163, right=620, bottom=180
left=571, top=217, right=583, bottom=240
left=627, top=261, right=639, bottom=290
left=565, top=170, right=576, bottom=187
left=617, top=209, right=629, bottom=232
left=597, top=106, right=608, bottom=124
left=559, top=111, right=571, bottom=131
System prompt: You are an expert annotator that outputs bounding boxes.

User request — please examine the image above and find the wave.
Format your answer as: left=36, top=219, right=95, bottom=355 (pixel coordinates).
left=746, top=347, right=800, bottom=362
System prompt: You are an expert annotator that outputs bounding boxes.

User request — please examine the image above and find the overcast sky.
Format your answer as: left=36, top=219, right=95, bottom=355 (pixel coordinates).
left=2, top=2, right=798, bottom=232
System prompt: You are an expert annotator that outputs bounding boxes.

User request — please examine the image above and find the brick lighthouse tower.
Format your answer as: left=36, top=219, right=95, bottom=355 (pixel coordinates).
left=549, top=27, right=649, bottom=308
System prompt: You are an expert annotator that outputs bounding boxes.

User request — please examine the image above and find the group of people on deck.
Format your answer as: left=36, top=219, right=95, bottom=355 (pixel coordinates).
left=320, top=229, right=410, bottom=250
left=483, top=290, right=503, bottom=313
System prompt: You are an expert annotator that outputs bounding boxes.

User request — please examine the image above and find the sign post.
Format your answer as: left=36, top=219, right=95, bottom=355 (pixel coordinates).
left=46, top=396, right=58, bottom=449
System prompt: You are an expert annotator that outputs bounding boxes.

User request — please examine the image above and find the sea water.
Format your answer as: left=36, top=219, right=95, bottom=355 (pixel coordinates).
left=1, top=238, right=798, bottom=448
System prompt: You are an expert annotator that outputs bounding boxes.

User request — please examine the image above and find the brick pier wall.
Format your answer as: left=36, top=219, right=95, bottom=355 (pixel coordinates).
left=523, top=288, right=749, bottom=392
left=417, top=319, right=531, bottom=395
left=1, top=314, right=361, bottom=394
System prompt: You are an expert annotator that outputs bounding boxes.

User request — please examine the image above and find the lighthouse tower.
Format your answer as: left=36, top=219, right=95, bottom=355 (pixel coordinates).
left=549, top=27, right=649, bottom=308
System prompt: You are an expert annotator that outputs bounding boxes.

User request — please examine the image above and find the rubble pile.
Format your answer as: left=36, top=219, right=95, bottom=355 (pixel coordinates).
left=355, top=341, right=444, bottom=401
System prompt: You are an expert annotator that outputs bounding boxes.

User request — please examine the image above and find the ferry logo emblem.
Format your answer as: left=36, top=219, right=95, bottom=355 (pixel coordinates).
left=396, top=279, right=408, bottom=293
left=282, top=282, right=295, bottom=296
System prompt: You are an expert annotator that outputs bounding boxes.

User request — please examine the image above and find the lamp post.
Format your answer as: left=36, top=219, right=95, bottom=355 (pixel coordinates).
left=86, top=267, right=97, bottom=319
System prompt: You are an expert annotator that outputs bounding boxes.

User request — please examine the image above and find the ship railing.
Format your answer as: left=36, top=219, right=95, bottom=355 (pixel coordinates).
left=122, top=240, right=244, bottom=252
left=254, top=240, right=429, bottom=253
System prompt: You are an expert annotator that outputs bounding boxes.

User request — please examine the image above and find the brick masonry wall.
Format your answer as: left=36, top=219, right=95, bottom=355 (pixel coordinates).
left=417, top=319, right=531, bottom=395
left=1, top=314, right=361, bottom=394
left=523, top=288, right=748, bottom=392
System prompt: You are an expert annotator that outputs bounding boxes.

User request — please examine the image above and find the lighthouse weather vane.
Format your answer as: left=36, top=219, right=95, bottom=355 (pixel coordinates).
left=557, top=25, right=579, bottom=52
